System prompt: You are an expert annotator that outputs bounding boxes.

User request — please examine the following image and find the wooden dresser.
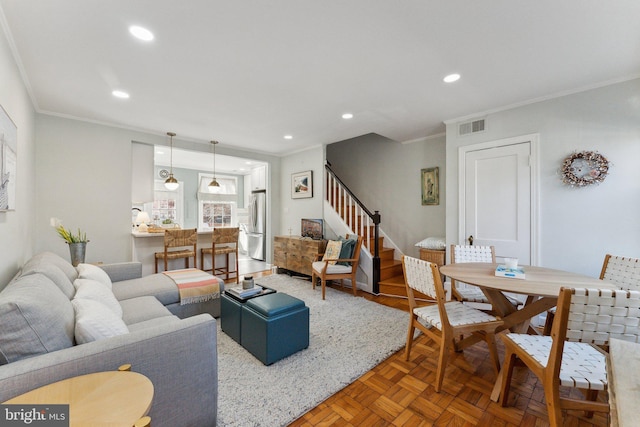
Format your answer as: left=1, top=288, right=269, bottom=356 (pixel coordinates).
left=273, top=235, right=327, bottom=277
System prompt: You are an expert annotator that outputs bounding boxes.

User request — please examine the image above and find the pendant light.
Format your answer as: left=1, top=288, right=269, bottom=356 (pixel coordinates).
left=164, top=132, right=179, bottom=190
left=208, top=140, right=220, bottom=193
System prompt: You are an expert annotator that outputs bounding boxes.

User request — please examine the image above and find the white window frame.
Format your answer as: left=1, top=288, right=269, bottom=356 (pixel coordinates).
left=198, top=200, right=237, bottom=231
left=145, top=179, right=184, bottom=227
left=197, top=173, right=238, bottom=231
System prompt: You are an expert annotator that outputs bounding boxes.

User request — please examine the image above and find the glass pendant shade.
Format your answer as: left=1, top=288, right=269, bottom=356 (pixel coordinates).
left=208, top=140, right=220, bottom=193
left=164, top=132, right=179, bottom=190
left=165, top=174, right=179, bottom=190
left=208, top=178, right=220, bottom=193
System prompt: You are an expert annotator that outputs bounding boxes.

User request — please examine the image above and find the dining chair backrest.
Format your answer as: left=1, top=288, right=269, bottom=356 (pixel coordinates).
left=600, top=254, right=640, bottom=292
left=555, top=287, right=640, bottom=347
left=402, top=255, right=442, bottom=302
left=451, top=244, right=495, bottom=264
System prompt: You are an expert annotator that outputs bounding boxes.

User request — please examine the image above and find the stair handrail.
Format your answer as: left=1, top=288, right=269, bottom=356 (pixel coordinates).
left=324, top=164, right=381, bottom=293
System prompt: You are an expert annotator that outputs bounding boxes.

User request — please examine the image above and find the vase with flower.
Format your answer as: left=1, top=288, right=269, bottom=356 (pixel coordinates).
left=51, top=218, right=89, bottom=266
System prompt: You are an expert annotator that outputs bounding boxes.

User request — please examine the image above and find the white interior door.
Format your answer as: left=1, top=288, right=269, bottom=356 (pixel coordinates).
left=461, top=138, right=536, bottom=264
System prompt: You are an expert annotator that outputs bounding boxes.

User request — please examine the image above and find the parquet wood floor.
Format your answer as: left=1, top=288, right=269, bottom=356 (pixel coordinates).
left=276, top=280, right=611, bottom=427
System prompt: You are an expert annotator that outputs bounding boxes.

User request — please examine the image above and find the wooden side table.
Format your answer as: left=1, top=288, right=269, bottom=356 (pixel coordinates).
left=3, top=369, right=154, bottom=426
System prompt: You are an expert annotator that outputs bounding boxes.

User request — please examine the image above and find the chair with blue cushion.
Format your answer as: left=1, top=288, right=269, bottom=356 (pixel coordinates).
left=311, top=234, right=363, bottom=300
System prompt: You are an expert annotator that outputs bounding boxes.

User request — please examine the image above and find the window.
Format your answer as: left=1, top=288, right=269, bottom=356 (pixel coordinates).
left=145, top=180, right=184, bottom=227
left=197, top=173, right=238, bottom=231
left=199, top=201, right=235, bottom=230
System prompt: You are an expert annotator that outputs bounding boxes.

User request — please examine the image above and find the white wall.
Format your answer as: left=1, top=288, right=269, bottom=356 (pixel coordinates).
left=0, top=23, right=36, bottom=286
left=35, top=115, right=281, bottom=265
left=446, top=78, right=640, bottom=277
left=278, top=146, right=324, bottom=236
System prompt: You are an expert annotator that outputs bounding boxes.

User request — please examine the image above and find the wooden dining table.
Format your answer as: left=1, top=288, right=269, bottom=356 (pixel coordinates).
left=439, top=262, right=617, bottom=333
left=439, top=262, right=619, bottom=402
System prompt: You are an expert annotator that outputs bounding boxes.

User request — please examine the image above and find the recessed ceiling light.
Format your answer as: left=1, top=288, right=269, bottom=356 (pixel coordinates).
left=443, top=73, right=461, bottom=83
left=284, top=135, right=293, bottom=140
left=129, top=25, right=154, bottom=41
left=112, top=90, right=130, bottom=99
left=342, top=113, right=354, bottom=119
left=156, top=150, right=164, bottom=155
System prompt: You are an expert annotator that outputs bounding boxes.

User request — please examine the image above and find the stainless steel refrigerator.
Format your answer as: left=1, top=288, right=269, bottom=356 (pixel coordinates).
left=247, top=190, right=266, bottom=260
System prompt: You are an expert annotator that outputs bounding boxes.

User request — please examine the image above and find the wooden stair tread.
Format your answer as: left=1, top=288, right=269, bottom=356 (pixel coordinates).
left=378, top=274, right=405, bottom=286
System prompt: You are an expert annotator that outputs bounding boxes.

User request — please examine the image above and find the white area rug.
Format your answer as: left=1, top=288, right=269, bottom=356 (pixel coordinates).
left=217, top=274, right=408, bottom=426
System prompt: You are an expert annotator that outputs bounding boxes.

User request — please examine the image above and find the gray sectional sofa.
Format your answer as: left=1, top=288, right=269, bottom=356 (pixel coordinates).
left=0, top=252, right=221, bottom=427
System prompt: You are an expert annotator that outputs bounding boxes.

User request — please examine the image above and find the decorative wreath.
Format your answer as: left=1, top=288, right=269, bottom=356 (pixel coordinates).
left=560, top=150, right=609, bottom=187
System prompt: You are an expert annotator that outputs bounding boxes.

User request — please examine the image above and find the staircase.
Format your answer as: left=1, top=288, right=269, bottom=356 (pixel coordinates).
left=324, top=165, right=405, bottom=296
left=324, top=165, right=433, bottom=300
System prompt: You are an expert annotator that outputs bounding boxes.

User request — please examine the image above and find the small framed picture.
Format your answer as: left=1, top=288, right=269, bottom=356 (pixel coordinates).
left=421, top=167, right=439, bottom=205
left=291, top=170, right=313, bottom=199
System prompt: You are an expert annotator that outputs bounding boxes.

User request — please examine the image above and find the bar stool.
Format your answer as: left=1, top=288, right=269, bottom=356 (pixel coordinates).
left=201, top=227, right=239, bottom=283
left=154, top=228, right=198, bottom=273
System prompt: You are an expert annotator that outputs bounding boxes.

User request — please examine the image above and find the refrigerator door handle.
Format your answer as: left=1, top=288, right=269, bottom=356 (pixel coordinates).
left=252, top=198, right=258, bottom=229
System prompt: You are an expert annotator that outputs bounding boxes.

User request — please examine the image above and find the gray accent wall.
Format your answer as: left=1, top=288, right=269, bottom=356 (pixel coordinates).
left=326, top=133, right=446, bottom=258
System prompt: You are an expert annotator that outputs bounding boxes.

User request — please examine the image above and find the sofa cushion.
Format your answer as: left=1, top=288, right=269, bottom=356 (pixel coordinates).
left=127, top=315, right=181, bottom=332
left=337, top=235, right=358, bottom=266
left=0, top=274, right=75, bottom=365
left=76, top=263, right=113, bottom=290
left=20, top=258, right=75, bottom=299
left=119, top=296, right=174, bottom=325
left=28, top=251, right=79, bottom=283
left=71, top=298, right=129, bottom=344
left=312, top=261, right=353, bottom=275
left=73, top=278, right=122, bottom=317
left=323, top=240, right=343, bottom=265
left=112, top=273, right=179, bottom=306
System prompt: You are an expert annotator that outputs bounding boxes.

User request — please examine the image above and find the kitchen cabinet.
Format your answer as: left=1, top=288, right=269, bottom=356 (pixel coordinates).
left=250, top=165, right=266, bottom=191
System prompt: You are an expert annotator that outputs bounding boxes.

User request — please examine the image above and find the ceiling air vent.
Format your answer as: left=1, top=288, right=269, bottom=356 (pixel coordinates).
left=158, top=169, right=169, bottom=179
left=458, top=119, right=485, bottom=136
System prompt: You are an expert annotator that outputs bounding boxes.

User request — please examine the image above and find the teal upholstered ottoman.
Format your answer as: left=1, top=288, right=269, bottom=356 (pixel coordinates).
left=240, top=293, right=309, bottom=365
left=220, top=293, right=242, bottom=343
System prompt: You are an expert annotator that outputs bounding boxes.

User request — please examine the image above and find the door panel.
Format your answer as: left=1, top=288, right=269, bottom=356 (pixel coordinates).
left=464, top=142, right=531, bottom=264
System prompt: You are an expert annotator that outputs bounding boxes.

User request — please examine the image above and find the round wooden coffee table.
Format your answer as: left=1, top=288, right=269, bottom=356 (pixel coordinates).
left=3, top=370, right=154, bottom=426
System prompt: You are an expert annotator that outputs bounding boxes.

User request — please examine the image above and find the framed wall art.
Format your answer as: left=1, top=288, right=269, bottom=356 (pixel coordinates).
left=0, top=104, right=17, bottom=211
left=291, top=170, right=313, bottom=199
left=421, top=167, right=439, bottom=206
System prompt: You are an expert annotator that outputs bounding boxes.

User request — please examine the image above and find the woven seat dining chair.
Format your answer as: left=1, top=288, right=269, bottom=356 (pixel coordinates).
left=402, top=255, right=503, bottom=392
left=499, top=287, right=640, bottom=427
left=200, top=227, right=240, bottom=283
left=450, top=244, right=521, bottom=308
left=543, top=253, right=640, bottom=335
left=154, top=228, right=198, bottom=273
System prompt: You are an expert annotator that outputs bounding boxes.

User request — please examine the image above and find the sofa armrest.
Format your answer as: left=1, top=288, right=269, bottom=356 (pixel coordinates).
left=0, top=314, right=218, bottom=427
left=99, top=262, right=142, bottom=282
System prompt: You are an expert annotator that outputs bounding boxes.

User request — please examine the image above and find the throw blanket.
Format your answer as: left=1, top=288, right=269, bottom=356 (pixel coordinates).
left=162, top=268, right=221, bottom=305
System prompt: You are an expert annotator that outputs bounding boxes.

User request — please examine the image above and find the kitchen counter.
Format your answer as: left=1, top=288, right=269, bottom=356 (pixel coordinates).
left=131, top=229, right=213, bottom=276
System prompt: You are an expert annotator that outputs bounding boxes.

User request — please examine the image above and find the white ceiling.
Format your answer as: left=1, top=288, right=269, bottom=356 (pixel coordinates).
left=154, top=145, right=265, bottom=175
left=1, top=1, right=639, bottom=155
